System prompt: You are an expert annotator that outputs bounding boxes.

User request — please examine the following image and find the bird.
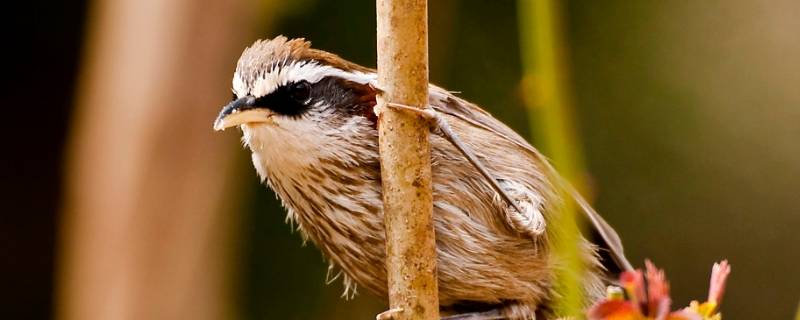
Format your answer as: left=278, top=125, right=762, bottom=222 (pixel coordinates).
left=213, top=36, right=631, bottom=320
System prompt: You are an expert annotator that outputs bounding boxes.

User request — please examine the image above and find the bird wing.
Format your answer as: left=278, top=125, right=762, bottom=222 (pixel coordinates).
left=428, top=86, right=633, bottom=272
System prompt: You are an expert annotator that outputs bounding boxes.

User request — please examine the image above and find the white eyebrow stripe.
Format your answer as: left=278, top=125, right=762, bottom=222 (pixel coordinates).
left=234, top=60, right=377, bottom=98
left=232, top=73, right=248, bottom=98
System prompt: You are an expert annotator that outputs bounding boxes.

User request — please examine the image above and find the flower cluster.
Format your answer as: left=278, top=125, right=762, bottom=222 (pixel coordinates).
left=588, top=260, right=731, bottom=320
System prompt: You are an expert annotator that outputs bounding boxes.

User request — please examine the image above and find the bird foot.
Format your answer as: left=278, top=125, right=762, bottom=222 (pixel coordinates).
left=378, top=307, right=507, bottom=320
left=376, top=102, right=442, bottom=129
left=441, top=309, right=506, bottom=320
left=376, top=307, right=404, bottom=320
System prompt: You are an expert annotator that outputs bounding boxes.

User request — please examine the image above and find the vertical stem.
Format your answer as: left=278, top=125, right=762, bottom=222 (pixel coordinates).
left=518, top=0, right=586, bottom=316
left=794, top=300, right=800, bottom=320
left=376, top=1, right=440, bottom=320
left=57, top=0, right=269, bottom=319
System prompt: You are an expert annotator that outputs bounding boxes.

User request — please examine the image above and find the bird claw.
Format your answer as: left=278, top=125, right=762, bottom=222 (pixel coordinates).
left=441, top=309, right=506, bottom=320
left=376, top=307, right=404, bottom=320
left=378, top=308, right=506, bottom=320
left=378, top=102, right=443, bottom=130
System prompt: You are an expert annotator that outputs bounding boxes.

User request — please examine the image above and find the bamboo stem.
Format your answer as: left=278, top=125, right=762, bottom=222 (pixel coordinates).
left=518, top=0, right=586, bottom=316
left=376, top=0, right=440, bottom=319
left=57, top=0, right=269, bottom=319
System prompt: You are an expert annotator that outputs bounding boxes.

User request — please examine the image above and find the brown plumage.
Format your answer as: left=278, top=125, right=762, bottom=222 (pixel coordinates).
left=214, top=36, right=625, bottom=319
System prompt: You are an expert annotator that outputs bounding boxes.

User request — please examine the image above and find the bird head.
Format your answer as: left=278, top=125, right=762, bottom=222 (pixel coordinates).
left=214, top=36, right=379, bottom=133
left=214, top=36, right=382, bottom=179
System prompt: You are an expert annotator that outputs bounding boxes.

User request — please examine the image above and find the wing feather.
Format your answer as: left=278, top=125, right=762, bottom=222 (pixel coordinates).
left=428, top=86, right=633, bottom=272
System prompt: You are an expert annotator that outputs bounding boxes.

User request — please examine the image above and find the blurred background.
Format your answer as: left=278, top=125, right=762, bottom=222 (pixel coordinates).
left=3, top=0, right=798, bottom=319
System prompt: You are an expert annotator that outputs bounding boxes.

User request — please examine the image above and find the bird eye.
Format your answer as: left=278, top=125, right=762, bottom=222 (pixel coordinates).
left=289, top=81, right=311, bottom=102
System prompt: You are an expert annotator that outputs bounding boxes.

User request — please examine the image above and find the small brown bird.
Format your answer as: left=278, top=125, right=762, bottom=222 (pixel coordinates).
left=214, top=36, right=630, bottom=320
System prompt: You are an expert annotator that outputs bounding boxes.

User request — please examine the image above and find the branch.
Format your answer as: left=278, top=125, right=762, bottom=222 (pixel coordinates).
left=376, top=0, right=440, bottom=319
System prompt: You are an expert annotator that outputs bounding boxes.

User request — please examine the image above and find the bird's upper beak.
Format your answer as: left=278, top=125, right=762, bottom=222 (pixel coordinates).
left=213, top=96, right=275, bottom=131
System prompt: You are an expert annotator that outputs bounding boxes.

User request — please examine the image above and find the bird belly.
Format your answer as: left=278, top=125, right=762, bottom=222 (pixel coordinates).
left=280, top=178, right=555, bottom=307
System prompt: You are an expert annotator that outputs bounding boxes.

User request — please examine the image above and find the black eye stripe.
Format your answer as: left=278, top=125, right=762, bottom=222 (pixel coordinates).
left=252, top=81, right=312, bottom=117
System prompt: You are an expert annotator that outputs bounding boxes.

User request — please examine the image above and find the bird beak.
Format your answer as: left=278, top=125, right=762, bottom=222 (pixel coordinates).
left=213, top=96, right=275, bottom=131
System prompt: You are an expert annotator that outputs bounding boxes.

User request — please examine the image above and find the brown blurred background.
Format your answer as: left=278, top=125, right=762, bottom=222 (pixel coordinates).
left=2, top=0, right=798, bottom=319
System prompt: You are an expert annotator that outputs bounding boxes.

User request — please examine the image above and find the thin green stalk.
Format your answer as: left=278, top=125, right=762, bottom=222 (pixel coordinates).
left=794, top=300, right=800, bottom=320
left=517, top=0, right=587, bottom=316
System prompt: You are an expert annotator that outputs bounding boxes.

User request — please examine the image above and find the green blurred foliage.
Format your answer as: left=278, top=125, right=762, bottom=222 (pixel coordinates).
left=235, top=1, right=800, bottom=319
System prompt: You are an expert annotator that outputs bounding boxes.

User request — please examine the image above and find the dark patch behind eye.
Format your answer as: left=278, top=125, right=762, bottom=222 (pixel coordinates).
left=312, top=76, right=378, bottom=126
left=253, top=81, right=312, bottom=117
left=252, top=77, right=378, bottom=124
